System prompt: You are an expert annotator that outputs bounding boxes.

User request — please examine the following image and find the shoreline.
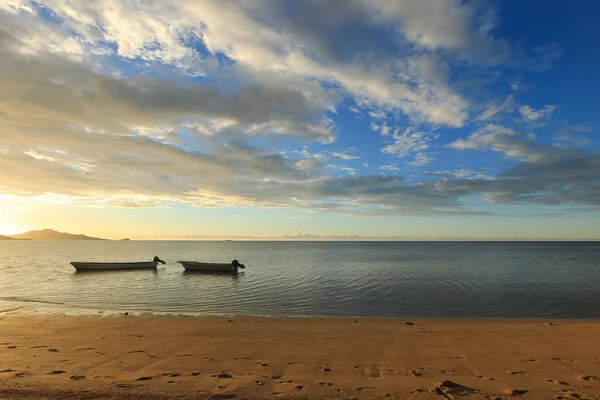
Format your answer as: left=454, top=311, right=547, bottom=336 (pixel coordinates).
left=4, top=298, right=600, bottom=321
left=2, top=314, right=600, bottom=399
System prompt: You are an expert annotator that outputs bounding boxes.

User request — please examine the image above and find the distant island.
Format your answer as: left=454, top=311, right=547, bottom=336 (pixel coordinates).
left=0, top=234, right=31, bottom=240
left=8, top=229, right=107, bottom=241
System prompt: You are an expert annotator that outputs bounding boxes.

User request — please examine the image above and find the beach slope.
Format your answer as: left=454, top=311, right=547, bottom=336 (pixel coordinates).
left=1, top=315, right=600, bottom=399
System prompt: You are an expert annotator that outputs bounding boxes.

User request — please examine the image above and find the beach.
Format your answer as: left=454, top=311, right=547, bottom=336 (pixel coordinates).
left=1, top=315, right=600, bottom=399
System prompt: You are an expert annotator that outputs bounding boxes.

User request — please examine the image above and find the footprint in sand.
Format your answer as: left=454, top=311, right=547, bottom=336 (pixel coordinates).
left=135, top=376, right=154, bottom=381
left=70, top=375, right=85, bottom=381
left=361, top=365, right=381, bottom=378
left=441, top=369, right=458, bottom=374
left=552, top=357, right=576, bottom=362
left=356, top=386, right=375, bottom=391
left=430, top=380, right=477, bottom=398
left=547, top=379, right=570, bottom=385
left=582, top=375, right=600, bottom=381
left=555, top=389, right=586, bottom=400
left=505, top=388, right=528, bottom=396
left=115, top=383, right=136, bottom=388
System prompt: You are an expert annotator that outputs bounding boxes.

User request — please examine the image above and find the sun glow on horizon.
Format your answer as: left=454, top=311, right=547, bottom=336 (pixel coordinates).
left=0, top=199, right=27, bottom=236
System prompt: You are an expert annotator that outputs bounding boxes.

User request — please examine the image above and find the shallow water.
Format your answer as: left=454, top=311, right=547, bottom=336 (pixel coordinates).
left=1, top=241, right=599, bottom=318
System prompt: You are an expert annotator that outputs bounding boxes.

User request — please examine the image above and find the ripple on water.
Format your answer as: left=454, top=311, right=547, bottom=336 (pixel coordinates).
left=1, top=241, right=600, bottom=318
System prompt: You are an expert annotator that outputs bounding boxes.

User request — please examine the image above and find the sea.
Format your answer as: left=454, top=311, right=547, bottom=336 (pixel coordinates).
left=1, top=240, right=599, bottom=319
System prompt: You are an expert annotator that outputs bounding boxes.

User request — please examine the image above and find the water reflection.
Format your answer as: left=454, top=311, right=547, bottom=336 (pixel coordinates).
left=182, top=270, right=244, bottom=278
left=73, top=268, right=160, bottom=274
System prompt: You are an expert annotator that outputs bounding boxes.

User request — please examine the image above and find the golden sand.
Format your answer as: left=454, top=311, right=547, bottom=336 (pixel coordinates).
left=1, top=315, right=600, bottom=399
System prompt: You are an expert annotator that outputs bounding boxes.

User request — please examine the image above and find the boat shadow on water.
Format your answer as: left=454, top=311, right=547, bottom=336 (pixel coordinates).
left=73, top=268, right=160, bottom=275
left=182, top=270, right=244, bottom=278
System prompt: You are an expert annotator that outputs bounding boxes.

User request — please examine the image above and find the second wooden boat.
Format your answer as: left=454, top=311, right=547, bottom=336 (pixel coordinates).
left=178, top=259, right=245, bottom=272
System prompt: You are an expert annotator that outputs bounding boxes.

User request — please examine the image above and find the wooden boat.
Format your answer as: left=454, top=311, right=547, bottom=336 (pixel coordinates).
left=178, top=259, right=245, bottom=272
left=71, top=256, right=166, bottom=271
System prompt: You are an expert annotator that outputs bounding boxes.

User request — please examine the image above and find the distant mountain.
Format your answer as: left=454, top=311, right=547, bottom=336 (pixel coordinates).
left=0, top=234, right=30, bottom=240
left=10, top=229, right=107, bottom=241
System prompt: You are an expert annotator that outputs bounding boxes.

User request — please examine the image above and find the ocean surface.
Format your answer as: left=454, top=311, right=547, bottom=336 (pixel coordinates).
left=1, top=241, right=599, bottom=319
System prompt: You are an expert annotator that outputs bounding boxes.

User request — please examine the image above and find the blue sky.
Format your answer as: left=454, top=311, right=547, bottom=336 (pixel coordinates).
left=0, top=1, right=599, bottom=239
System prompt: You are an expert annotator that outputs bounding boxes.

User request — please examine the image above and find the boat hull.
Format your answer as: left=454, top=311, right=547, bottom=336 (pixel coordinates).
left=178, top=261, right=237, bottom=272
left=71, top=261, right=158, bottom=271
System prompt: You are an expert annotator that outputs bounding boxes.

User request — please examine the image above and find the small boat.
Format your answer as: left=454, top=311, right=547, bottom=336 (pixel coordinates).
left=71, top=256, right=166, bottom=271
left=178, top=259, right=245, bottom=272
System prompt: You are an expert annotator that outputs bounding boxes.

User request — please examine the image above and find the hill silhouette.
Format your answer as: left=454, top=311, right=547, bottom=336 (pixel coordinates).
left=10, top=229, right=107, bottom=241
left=0, top=234, right=30, bottom=240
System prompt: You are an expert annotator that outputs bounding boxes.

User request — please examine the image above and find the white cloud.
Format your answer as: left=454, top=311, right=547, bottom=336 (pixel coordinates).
left=381, top=128, right=437, bottom=166
left=449, top=124, right=543, bottom=162
left=380, top=165, right=400, bottom=172
left=326, top=164, right=357, bottom=175
left=368, top=110, right=386, bottom=119
left=329, top=151, right=360, bottom=160
left=1, top=0, right=490, bottom=128
left=478, top=94, right=515, bottom=120
left=1, top=0, right=593, bottom=219
left=519, top=105, right=557, bottom=122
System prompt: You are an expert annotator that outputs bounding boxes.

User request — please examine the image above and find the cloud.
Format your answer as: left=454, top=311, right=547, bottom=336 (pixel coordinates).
left=554, top=124, right=594, bottom=148
left=0, top=0, right=506, bottom=128
left=381, top=128, right=438, bottom=166
left=449, top=124, right=543, bottom=162
left=527, top=42, right=563, bottom=72
left=519, top=105, right=557, bottom=122
left=1, top=0, right=596, bottom=220
left=478, top=94, right=515, bottom=120
left=329, top=150, right=360, bottom=160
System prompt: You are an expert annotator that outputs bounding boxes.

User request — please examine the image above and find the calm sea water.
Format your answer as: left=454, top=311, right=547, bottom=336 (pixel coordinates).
left=1, top=241, right=599, bottom=318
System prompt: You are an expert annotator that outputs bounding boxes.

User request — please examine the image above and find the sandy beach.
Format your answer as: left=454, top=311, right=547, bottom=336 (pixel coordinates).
left=1, top=314, right=600, bottom=399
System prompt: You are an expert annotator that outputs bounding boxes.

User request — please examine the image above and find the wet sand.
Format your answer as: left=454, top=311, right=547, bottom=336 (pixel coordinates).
left=1, top=314, right=600, bottom=399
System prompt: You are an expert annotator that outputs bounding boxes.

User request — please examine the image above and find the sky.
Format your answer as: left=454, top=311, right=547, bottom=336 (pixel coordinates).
left=0, top=0, right=600, bottom=240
